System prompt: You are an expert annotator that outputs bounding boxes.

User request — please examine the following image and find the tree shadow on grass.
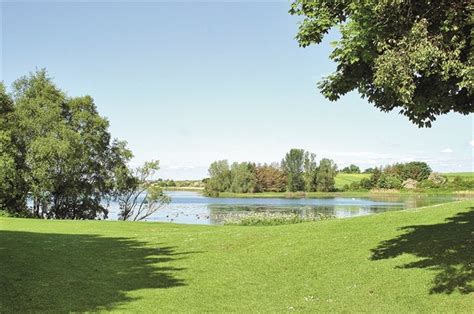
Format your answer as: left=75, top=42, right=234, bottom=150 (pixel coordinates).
left=0, top=230, right=199, bottom=312
left=370, top=208, right=473, bottom=294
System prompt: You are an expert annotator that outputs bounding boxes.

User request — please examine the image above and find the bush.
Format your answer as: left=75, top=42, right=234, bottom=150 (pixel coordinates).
left=349, top=181, right=361, bottom=190
left=377, top=174, right=402, bottom=189
left=359, top=178, right=373, bottom=190
left=402, top=179, right=418, bottom=190
left=450, top=176, right=474, bottom=190
left=428, top=172, right=447, bottom=186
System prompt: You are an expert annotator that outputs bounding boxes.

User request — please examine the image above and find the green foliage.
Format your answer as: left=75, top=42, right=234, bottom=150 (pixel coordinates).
left=316, top=158, right=337, bottom=192
left=206, top=150, right=338, bottom=194
left=303, top=152, right=318, bottom=191
left=281, top=149, right=305, bottom=192
left=384, top=161, right=432, bottom=181
left=450, top=176, right=474, bottom=190
left=370, top=167, right=382, bottom=187
left=363, top=168, right=376, bottom=174
left=223, top=211, right=333, bottom=226
left=403, top=162, right=432, bottom=181
left=377, top=174, right=402, bottom=189
left=230, top=162, right=257, bottom=193
left=0, top=70, right=132, bottom=219
left=290, top=0, right=473, bottom=127
left=341, top=164, right=361, bottom=173
left=0, top=83, right=27, bottom=212
left=114, top=160, right=171, bottom=221
left=359, top=178, right=373, bottom=190
left=204, top=160, right=232, bottom=196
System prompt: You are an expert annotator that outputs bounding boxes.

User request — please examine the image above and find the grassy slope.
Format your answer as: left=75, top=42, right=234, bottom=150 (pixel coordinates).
left=1, top=201, right=473, bottom=312
left=334, top=172, right=371, bottom=189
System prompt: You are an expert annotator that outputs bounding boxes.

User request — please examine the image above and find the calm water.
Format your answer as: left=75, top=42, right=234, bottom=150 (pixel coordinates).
left=106, top=191, right=458, bottom=225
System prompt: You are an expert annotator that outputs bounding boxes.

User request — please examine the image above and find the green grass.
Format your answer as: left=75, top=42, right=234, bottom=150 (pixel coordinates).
left=444, top=172, right=474, bottom=181
left=1, top=200, right=473, bottom=312
left=335, top=172, right=371, bottom=189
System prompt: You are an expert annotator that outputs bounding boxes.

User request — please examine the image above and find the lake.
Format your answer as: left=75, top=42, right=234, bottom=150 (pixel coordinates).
left=107, top=191, right=458, bottom=225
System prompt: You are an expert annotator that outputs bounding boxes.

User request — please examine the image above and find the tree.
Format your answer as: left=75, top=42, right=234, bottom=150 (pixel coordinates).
left=342, top=164, right=361, bottom=173
left=204, top=160, right=231, bottom=196
left=114, top=160, right=171, bottom=221
left=255, top=163, right=287, bottom=192
left=316, top=158, right=337, bottom=192
left=363, top=167, right=376, bottom=174
left=230, top=162, right=257, bottom=193
left=370, top=167, right=382, bottom=187
left=384, top=161, right=432, bottom=181
left=290, top=1, right=473, bottom=127
left=303, top=152, right=318, bottom=192
left=0, top=83, right=27, bottom=213
left=377, top=174, right=402, bottom=189
left=281, top=149, right=305, bottom=192
left=2, top=70, right=132, bottom=219
left=359, top=178, right=373, bottom=190
left=402, top=161, right=432, bottom=181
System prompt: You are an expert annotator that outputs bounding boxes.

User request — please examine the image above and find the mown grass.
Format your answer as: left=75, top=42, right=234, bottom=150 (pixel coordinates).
left=1, top=200, right=473, bottom=312
left=334, top=172, right=371, bottom=189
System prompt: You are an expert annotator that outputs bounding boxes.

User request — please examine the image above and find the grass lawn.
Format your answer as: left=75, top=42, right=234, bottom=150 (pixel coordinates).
left=1, top=200, right=473, bottom=312
left=334, top=173, right=371, bottom=189
left=445, top=172, right=474, bottom=182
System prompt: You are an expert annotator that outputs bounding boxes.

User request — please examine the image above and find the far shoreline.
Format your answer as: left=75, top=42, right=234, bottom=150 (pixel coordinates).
left=164, top=187, right=474, bottom=199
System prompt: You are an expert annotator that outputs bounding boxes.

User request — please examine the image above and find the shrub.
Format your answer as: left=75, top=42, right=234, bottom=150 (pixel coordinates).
left=349, top=181, right=361, bottom=190
left=377, top=174, right=402, bottom=189
left=402, top=179, right=418, bottom=190
left=428, top=172, right=448, bottom=186
left=450, top=176, right=474, bottom=190
left=359, top=178, right=373, bottom=190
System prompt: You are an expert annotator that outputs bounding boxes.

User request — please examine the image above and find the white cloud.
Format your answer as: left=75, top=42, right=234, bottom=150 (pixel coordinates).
left=441, top=148, right=453, bottom=153
left=470, top=140, right=474, bottom=147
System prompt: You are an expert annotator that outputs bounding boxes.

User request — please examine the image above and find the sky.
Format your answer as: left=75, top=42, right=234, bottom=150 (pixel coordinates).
left=1, top=1, right=473, bottom=179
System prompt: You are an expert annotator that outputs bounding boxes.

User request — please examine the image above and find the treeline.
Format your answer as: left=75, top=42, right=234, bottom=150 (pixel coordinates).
left=0, top=70, right=168, bottom=220
left=155, top=179, right=205, bottom=188
left=204, top=149, right=337, bottom=196
left=343, top=162, right=473, bottom=191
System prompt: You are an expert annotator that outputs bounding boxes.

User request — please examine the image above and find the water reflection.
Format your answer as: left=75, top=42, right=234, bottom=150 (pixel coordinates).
left=106, top=191, right=459, bottom=225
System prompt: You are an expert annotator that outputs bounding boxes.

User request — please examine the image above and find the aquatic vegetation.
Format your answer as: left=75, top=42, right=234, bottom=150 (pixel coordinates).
left=223, top=211, right=333, bottom=226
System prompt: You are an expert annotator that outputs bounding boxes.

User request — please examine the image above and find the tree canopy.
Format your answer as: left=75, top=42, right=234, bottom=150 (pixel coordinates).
left=0, top=70, right=158, bottom=219
left=290, top=0, right=473, bottom=127
left=204, top=149, right=338, bottom=195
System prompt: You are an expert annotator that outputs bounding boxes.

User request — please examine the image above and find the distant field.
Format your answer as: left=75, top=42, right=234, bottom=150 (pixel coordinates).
left=444, top=172, right=474, bottom=180
left=334, top=173, right=371, bottom=189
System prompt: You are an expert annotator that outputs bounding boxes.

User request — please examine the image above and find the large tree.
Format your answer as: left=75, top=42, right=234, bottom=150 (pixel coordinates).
left=254, top=163, right=287, bottom=192
left=316, top=158, right=337, bottom=192
left=2, top=70, right=132, bottom=219
left=281, top=149, right=306, bottom=192
left=0, top=84, right=27, bottom=213
left=303, top=152, right=318, bottom=192
left=290, top=0, right=473, bottom=127
left=204, top=160, right=232, bottom=196
left=230, top=162, right=257, bottom=193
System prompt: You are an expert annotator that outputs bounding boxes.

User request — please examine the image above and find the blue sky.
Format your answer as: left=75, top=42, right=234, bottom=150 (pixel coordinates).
left=1, top=1, right=473, bottom=179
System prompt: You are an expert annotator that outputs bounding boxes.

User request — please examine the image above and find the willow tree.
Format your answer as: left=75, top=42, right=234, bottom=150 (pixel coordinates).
left=290, top=0, right=473, bottom=127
